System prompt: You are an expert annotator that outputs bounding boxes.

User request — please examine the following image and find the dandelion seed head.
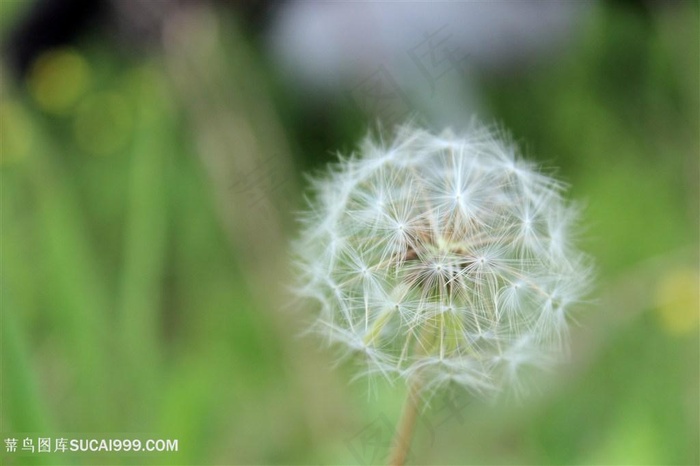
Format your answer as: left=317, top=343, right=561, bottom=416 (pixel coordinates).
left=294, top=124, right=591, bottom=397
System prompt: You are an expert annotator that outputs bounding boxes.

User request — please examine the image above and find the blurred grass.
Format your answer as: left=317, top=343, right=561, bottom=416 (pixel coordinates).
left=1, top=2, right=698, bottom=465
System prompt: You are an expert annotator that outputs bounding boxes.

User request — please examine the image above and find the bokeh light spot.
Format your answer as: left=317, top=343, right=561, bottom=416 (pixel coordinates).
left=28, top=47, right=91, bottom=114
left=655, top=267, right=700, bottom=335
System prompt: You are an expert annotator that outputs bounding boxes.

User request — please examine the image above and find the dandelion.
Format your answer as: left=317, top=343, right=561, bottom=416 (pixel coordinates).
left=293, top=124, right=591, bottom=464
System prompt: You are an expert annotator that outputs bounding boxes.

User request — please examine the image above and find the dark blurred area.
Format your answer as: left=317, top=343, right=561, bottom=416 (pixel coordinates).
left=4, top=0, right=282, bottom=78
left=4, top=0, right=106, bottom=78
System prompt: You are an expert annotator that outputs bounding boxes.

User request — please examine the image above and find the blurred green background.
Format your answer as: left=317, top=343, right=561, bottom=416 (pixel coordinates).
left=1, top=1, right=698, bottom=465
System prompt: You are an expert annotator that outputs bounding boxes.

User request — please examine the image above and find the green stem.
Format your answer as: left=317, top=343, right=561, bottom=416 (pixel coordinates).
left=388, top=322, right=436, bottom=465
left=388, top=377, right=423, bottom=466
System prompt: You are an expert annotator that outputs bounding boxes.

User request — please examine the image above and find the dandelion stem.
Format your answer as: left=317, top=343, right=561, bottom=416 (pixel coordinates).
left=388, top=376, right=422, bottom=466
left=389, top=323, right=433, bottom=466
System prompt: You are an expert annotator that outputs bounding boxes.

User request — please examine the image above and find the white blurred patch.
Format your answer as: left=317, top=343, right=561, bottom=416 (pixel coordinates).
left=267, top=1, right=594, bottom=127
